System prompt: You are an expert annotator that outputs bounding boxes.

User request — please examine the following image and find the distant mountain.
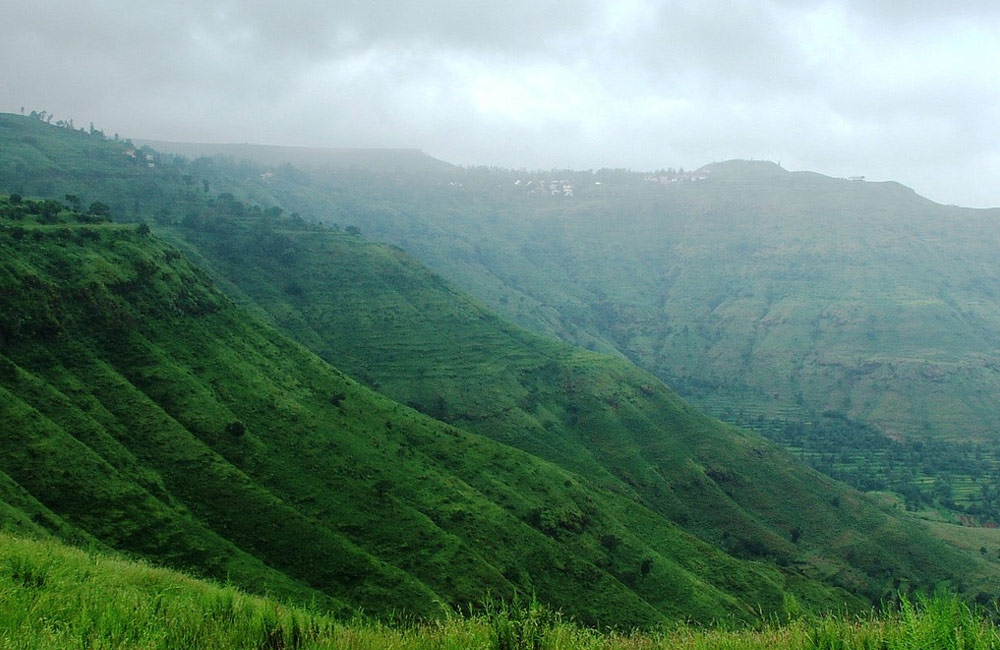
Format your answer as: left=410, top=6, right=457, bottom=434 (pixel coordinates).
left=94, top=129, right=1000, bottom=518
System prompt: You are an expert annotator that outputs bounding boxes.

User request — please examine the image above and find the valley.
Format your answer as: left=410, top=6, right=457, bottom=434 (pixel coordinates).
left=3, top=112, right=1000, bottom=637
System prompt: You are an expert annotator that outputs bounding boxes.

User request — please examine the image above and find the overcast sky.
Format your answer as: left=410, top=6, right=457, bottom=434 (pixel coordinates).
left=4, top=1, right=999, bottom=207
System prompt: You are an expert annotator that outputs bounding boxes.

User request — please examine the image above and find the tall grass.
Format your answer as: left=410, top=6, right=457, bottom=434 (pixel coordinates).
left=3, top=531, right=1000, bottom=649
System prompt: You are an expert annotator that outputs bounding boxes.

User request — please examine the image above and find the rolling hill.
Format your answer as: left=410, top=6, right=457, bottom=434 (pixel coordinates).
left=3, top=113, right=1000, bottom=623
left=0, top=193, right=887, bottom=627
left=270, top=158, right=1000, bottom=448
left=165, top=147, right=1000, bottom=515
left=99, top=133, right=1000, bottom=457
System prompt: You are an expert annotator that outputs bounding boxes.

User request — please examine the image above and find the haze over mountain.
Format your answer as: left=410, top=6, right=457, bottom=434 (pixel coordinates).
left=6, top=1, right=1000, bottom=644
left=65, top=124, right=1000, bottom=522
left=5, top=113, right=1000, bottom=626
left=5, top=1, right=1000, bottom=207
left=142, top=137, right=1000, bottom=445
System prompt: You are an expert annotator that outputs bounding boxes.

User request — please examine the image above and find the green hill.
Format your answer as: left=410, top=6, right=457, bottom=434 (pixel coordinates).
left=89, top=134, right=1000, bottom=464
left=2, top=114, right=1000, bottom=622
left=0, top=193, right=891, bottom=626
left=285, top=158, right=1000, bottom=451
left=178, top=151, right=1000, bottom=517
left=156, top=203, right=1000, bottom=604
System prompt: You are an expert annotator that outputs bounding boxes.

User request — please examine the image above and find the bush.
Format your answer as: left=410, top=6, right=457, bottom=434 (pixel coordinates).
left=225, top=420, right=246, bottom=437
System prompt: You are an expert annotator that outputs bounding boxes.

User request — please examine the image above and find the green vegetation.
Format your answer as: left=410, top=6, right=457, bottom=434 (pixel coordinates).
left=164, top=149, right=1000, bottom=526
left=0, top=195, right=891, bottom=628
left=81, top=133, right=1000, bottom=524
left=154, top=192, right=1000, bottom=610
left=4, top=530, right=1000, bottom=649
left=703, top=407, right=1000, bottom=518
left=3, top=113, right=1000, bottom=626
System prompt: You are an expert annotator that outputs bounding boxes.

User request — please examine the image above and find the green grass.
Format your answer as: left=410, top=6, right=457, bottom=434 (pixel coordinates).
left=4, top=530, right=1000, bottom=650
left=0, top=531, right=339, bottom=649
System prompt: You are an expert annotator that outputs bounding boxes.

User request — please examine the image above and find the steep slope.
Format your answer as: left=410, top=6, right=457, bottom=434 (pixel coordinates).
left=10, top=114, right=1000, bottom=456
left=3, top=115, right=1000, bottom=610
left=219, top=156, right=1000, bottom=513
left=159, top=206, right=1000, bottom=608
left=0, top=195, right=882, bottom=626
left=285, top=160, right=1000, bottom=447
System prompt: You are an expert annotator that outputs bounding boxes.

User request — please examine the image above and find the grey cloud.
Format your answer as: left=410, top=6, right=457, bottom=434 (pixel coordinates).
left=182, top=0, right=605, bottom=59
left=3, top=0, right=1000, bottom=207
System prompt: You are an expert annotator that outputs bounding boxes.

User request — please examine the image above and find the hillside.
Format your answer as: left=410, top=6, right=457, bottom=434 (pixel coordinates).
left=157, top=199, right=1000, bottom=608
left=87, top=132, right=1000, bottom=460
left=2, top=195, right=777, bottom=625
left=0, top=193, right=918, bottom=626
left=212, top=154, right=1000, bottom=516
left=3, top=114, right=1000, bottom=619
left=284, top=159, right=1000, bottom=449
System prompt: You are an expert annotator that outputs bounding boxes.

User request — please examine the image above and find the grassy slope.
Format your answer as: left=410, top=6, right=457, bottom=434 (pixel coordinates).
left=4, top=530, right=1000, bottom=650
left=211, top=155, right=1000, bottom=515
left=2, top=115, right=999, bottom=617
left=0, top=197, right=850, bottom=627
left=161, top=214, right=1000, bottom=610
left=190, top=150, right=1000, bottom=448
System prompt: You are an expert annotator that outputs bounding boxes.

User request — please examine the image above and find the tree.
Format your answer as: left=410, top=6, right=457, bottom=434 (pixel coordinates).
left=600, top=534, right=621, bottom=553
left=38, top=200, right=62, bottom=224
left=88, top=201, right=111, bottom=218
left=225, top=420, right=246, bottom=437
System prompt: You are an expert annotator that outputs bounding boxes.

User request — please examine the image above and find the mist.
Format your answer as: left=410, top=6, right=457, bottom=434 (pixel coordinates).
left=4, top=0, right=999, bottom=207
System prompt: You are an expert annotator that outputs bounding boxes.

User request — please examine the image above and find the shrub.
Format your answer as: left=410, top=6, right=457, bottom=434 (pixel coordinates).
left=225, top=420, right=246, bottom=437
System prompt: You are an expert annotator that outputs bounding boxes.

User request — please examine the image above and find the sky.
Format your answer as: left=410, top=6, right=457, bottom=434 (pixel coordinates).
left=4, top=1, right=1000, bottom=207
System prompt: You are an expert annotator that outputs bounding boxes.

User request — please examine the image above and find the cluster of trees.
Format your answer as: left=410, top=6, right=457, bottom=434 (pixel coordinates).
left=24, top=109, right=113, bottom=139
left=0, top=194, right=112, bottom=225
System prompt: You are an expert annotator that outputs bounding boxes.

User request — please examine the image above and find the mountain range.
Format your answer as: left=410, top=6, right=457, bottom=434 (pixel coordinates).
left=2, top=112, right=999, bottom=625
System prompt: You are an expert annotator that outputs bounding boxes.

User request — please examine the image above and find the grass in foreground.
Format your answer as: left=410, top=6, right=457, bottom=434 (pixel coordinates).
left=3, top=531, right=1000, bottom=650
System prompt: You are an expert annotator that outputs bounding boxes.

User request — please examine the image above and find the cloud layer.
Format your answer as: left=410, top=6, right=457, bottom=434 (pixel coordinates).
left=5, top=1, right=1000, bottom=206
